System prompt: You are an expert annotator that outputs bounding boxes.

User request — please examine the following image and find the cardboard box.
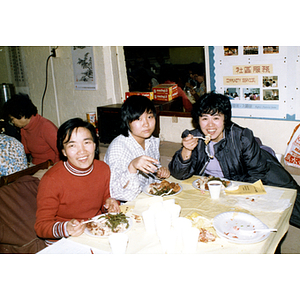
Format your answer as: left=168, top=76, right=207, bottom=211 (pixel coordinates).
left=152, top=84, right=178, bottom=95
left=153, top=90, right=179, bottom=101
left=125, top=91, right=153, bottom=100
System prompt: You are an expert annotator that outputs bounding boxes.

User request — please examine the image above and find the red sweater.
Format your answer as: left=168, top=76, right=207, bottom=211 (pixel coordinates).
left=21, top=114, right=59, bottom=164
left=35, top=160, right=111, bottom=240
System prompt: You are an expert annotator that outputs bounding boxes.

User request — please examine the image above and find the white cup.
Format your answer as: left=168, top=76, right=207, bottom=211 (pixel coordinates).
left=162, top=199, right=176, bottom=207
left=142, top=209, right=156, bottom=234
left=149, top=201, right=163, bottom=213
left=108, top=233, right=128, bottom=254
left=207, top=180, right=222, bottom=199
left=168, top=204, right=181, bottom=226
left=154, top=209, right=172, bottom=253
left=173, top=217, right=192, bottom=251
left=182, top=227, right=200, bottom=254
left=155, top=208, right=171, bottom=235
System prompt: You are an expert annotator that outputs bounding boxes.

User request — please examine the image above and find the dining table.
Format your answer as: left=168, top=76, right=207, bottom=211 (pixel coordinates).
left=39, top=175, right=297, bottom=254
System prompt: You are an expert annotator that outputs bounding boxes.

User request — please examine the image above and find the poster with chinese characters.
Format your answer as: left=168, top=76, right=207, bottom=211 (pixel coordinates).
left=72, top=46, right=97, bottom=90
left=213, top=46, right=300, bottom=121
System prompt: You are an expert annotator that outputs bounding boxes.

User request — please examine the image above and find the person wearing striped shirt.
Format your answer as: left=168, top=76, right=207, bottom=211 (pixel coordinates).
left=104, top=95, right=170, bottom=202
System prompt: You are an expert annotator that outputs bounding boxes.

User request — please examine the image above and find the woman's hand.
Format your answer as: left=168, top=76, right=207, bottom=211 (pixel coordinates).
left=181, top=134, right=198, bottom=160
left=156, top=167, right=170, bottom=179
left=104, top=198, right=120, bottom=213
left=128, top=155, right=159, bottom=174
left=66, top=219, right=86, bottom=237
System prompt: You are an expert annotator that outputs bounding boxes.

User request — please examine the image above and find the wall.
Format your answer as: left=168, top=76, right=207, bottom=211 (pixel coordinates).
left=0, top=47, right=10, bottom=83
left=1, top=46, right=128, bottom=127
left=1, top=46, right=298, bottom=156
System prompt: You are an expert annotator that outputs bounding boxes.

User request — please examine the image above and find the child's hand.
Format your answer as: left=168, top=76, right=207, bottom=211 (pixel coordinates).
left=128, top=155, right=159, bottom=174
left=156, top=167, right=170, bottom=179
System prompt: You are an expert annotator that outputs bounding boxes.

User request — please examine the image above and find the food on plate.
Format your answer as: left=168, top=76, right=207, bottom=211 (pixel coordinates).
left=198, top=228, right=216, bottom=243
left=147, top=180, right=181, bottom=196
left=86, top=213, right=129, bottom=236
left=195, top=176, right=230, bottom=190
left=186, top=212, right=217, bottom=243
left=204, top=134, right=211, bottom=145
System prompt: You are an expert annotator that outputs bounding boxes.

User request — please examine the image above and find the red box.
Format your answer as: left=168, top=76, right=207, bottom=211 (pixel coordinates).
left=153, top=90, right=179, bottom=101
left=125, top=91, right=153, bottom=100
left=152, top=84, right=178, bottom=95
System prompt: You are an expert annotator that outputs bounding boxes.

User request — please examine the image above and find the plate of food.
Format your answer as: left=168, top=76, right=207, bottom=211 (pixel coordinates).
left=84, top=212, right=132, bottom=238
left=213, top=212, right=270, bottom=244
left=143, top=179, right=182, bottom=197
left=192, top=176, right=231, bottom=191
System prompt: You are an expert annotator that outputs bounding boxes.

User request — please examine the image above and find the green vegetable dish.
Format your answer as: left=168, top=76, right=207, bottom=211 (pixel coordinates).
left=98, top=213, right=129, bottom=233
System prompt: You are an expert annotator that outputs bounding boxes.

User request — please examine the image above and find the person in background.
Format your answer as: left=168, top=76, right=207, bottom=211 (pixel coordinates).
left=35, top=118, right=120, bottom=245
left=159, top=65, right=193, bottom=112
left=104, top=95, right=170, bottom=202
left=186, top=63, right=206, bottom=102
left=168, top=92, right=300, bottom=228
left=0, top=120, right=28, bottom=176
left=2, top=93, right=59, bottom=165
left=184, top=62, right=198, bottom=92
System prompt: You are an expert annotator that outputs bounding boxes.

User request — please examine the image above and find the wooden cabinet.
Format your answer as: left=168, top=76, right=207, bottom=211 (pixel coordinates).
left=97, top=97, right=183, bottom=144
left=97, top=104, right=122, bottom=144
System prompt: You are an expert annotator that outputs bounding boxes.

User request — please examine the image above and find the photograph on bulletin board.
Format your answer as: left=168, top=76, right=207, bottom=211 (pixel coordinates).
left=263, top=76, right=278, bottom=88
left=263, top=89, right=279, bottom=101
left=243, top=88, right=260, bottom=101
left=224, top=88, right=240, bottom=100
left=224, top=46, right=238, bottom=56
left=263, top=46, right=279, bottom=54
left=243, top=46, right=259, bottom=55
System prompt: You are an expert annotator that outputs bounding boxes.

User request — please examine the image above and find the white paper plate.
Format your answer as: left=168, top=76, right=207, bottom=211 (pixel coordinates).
left=143, top=182, right=182, bottom=197
left=192, top=177, right=231, bottom=191
left=84, top=213, right=132, bottom=238
left=213, top=212, right=270, bottom=244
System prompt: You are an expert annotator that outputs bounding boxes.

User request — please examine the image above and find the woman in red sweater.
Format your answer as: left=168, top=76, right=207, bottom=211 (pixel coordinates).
left=34, top=118, right=120, bottom=245
left=3, top=93, right=60, bottom=165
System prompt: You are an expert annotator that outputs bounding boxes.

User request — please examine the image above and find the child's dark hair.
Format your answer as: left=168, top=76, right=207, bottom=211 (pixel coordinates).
left=120, top=95, right=156, bottom=136
left=191, top=92, right=232, bottom=131
left=57, top=118, right=99, bottom=161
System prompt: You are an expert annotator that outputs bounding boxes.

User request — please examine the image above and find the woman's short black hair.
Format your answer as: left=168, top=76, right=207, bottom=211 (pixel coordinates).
left=3, top=93, right=38, bottom=120
left=191, top=91, right=232, bottom=131
left=57, top=118, right=99, bottom=161
left=120, top=95, right=156, bottom=136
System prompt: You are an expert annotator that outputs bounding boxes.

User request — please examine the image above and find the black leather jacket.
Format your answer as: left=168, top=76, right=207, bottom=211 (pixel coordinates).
left=169, top=123, right=300, bottom=227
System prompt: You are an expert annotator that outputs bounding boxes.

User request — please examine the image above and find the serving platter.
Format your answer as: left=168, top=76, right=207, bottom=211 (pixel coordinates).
left=213, top=212, right=270, bottom=244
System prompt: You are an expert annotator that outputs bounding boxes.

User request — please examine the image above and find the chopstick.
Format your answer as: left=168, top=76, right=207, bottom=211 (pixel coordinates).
left=240, top=228, right=277, bottom=233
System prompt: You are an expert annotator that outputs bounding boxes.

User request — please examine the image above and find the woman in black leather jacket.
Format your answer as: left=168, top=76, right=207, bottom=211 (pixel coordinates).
left=169, top=92, right=300, bottom=228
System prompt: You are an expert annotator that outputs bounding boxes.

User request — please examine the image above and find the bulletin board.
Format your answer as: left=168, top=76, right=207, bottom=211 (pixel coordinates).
left=212, top=46, right=300, bottom=121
